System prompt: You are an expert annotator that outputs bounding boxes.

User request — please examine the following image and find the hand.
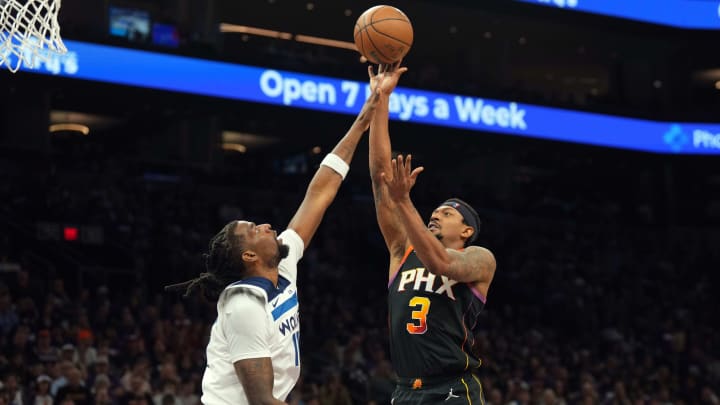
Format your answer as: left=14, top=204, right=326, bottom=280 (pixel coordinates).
left=355, top=73, right=387, bottom=130
left=368, top=61, right=408, bottom=96
left=380, top=154, right=424, bottom=202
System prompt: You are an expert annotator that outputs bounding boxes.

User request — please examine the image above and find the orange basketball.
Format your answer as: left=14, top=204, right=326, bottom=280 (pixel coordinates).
left=353, top=5, right=413, bottom=64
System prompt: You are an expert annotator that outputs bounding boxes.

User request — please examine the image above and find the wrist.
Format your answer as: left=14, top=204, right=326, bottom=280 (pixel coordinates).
left=376, top=93, right=391, bottom=107
left=395, top=195, right=413, bottom=208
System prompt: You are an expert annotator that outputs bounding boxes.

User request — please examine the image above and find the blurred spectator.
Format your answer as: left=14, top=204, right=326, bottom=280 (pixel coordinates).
left=48, top=280, right=70, bottom=313
left=0, top=387, right=11, bottom=405
left=30, top=375, right=53, bottom=405
left=74, top=329, right=97, bottom=368
left=8, top=325, right=32, bottom=366
left=366, top=360, right=394, bottom=405
left=0, top=285, right=18, bottom=337
left=93, top=387, right=112, bottom=405
left=58, top=345, right=76, bottom=365
left=175, top=381, right=198, bottom=405
left=90, top=374, right=110, bottom=396
left=50, top=361, right=73, bottom=396
left=317, top=372, right=352, bottom=405
left=8, top=270, right=41, bottom=304
left=120, top=357, right=151, bottom=394
left=2, top=373, right=24, bottom=405
left=87, top=356, right=114, bottom=388
left=55, top=367, right=91, bottom=405
left=152, top=381, right=181, bottom=405
left=118, top=374, right=153, bottom=405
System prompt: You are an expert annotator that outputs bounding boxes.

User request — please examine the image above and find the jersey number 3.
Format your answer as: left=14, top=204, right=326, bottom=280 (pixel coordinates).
left=406, top=296, right=430, bottom=334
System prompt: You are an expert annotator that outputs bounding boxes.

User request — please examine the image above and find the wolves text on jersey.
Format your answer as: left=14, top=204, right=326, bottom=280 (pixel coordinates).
left=397, top=267, right=458, bottom=300
left=278, top=311, right=300, bottom=336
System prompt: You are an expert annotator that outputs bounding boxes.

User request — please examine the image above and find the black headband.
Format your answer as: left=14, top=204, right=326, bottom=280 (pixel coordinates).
left=439, top=199, right=480, bottom=244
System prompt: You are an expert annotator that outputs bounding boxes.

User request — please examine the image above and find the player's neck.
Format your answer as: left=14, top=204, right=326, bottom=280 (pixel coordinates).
left=442, top=240, right=465, bottom=251
left=244, top=265, right=279, bottom=287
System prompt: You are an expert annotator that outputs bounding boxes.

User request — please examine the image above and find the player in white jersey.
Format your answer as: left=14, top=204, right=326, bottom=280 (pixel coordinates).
left=165, top=77, right=387, bottom=404
left=201, top=227, right=304, bottom=404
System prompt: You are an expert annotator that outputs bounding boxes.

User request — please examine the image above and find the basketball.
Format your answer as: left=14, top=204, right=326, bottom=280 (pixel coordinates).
left=353, top=5, right=413, bottom=65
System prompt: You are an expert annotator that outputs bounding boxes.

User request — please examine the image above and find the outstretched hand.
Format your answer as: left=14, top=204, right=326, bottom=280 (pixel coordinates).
left=368, top=61, right=408, bottom=96
left=355, top=73, right=387, bottom=130
left=356, top=61, right=407, bottom=130
left=380, top=154, right=424, bottom=202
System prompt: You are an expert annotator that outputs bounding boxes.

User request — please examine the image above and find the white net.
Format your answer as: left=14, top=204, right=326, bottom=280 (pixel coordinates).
left=0, top=0, right=66, bottom=73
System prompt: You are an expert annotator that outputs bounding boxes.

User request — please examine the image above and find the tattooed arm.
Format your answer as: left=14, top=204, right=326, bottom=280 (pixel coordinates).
left=234, top=358, right=287, bottom=405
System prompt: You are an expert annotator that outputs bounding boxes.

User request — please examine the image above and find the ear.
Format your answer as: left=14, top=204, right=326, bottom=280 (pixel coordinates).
left=241, top=250, right=258, bottom=263
left=460, top=226, right=474, bottom=242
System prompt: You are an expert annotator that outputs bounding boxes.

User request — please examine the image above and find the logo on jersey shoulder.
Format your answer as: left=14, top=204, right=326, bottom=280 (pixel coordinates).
left=270, top=288, right=295, bottom=308
left=397, top=267, right=458, bottom=299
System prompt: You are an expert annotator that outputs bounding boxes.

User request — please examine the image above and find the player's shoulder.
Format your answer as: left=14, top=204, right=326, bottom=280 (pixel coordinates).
left=464, top=245, right=494, bottom=256
left=460, top=245, right=496, bottom=272
left=223, top=280, right=271, bottom=304
left=221, top=288, right=267, bottom=317
left=279, top=228, right=304, bottom=250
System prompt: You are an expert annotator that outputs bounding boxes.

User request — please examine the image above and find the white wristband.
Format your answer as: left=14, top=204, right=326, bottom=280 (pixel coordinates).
left=320, top=153, right=349, bottom=180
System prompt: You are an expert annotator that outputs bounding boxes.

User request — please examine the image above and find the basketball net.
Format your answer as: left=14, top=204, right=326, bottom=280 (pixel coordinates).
left=0, top=0, right=67, bottom=73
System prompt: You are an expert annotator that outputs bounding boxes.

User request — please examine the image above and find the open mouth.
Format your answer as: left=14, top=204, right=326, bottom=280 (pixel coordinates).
left=428, top=223, right=439, bottom=230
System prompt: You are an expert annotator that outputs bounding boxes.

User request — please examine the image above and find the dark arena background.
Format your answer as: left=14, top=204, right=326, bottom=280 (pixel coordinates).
left=1, top=0, right=719, bottom=404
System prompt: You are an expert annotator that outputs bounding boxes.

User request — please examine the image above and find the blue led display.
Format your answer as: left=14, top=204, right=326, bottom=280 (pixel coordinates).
left=10, top=40, right=720, bottom=155
left=513, top=0, right=720, bottom=29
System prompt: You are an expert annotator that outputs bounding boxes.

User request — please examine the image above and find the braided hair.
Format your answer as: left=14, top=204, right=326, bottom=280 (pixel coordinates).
left=164, top=221, right=247, bottom=301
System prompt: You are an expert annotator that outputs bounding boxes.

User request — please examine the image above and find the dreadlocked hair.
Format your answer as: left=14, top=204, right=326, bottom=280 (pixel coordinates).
left=164, top=221, right=247, bottom=301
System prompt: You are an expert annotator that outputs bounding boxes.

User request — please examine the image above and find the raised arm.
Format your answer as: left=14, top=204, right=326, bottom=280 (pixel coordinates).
left=287, top=80, right=383, bottom=248
left=381, top=155, right=496, bottom=284
left=234, top=358, right=287, bottom=405
left=368, top=63, right=410, bottom=259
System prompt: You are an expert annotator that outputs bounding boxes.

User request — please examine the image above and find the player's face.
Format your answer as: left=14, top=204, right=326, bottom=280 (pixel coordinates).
left=428, top=206, right=467, bottom=244
left=234, top=221, right=288, bottom=267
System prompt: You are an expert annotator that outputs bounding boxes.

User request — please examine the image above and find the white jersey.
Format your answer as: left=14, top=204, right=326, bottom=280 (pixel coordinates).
left=201, top=229, right=304, bottom=405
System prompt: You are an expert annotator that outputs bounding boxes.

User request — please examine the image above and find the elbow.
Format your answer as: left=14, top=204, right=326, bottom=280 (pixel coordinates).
left=425, top=259, right=451, bottom=277
left=369, top=160, right=389, bottom=182
left=369, top=160, right=381, bottom=176
left=426, top=266, right=449, bottom=277
left=370, top=169, right=383, bottom=183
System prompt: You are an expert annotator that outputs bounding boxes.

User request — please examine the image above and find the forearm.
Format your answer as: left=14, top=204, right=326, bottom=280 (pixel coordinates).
left=329, top=124, right=365, bottom=164
left=234, top=358, right=287, bottom=405
left=395, top=198, right=451, bottom=273
left=307, top=106, right=369, bottom=194
left=330, top=94, right=376, bottom=162
left=369, top=94, right=392, bottom=179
